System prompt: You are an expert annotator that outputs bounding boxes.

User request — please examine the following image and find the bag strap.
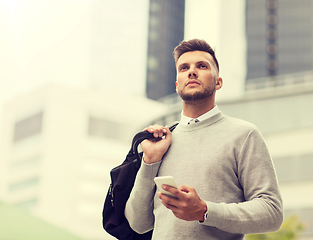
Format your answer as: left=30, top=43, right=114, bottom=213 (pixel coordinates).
left=131, top=122, right=179, bottom=166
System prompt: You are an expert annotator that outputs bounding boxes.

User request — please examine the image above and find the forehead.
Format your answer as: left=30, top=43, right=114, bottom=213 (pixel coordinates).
left=176, top=51, right=215, bottom=67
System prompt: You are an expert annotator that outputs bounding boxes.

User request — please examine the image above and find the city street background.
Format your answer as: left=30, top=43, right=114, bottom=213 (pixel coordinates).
left=0, top=0, right=312, bottom=239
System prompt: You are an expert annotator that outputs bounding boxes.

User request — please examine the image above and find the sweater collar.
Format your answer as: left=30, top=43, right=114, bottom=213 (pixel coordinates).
left=180, top=105, right=220, bottom=125
left=177, top=112, right=224, bottom=132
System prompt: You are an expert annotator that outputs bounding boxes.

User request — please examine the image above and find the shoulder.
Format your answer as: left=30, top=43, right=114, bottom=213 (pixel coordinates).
left=222, top=115, right=258, bottom=130
left=220, top=115, right=267, bottom=150
left=219, top=115, right=262, bottom=139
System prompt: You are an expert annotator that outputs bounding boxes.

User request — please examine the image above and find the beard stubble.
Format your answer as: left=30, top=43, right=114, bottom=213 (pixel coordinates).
left=178, top=81, right=216, bottom=102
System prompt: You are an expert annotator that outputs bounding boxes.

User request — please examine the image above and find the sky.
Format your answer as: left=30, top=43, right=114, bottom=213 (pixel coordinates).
left=0, top=0, right=93, bottom=106
left=0, top=0, right=245, bottom=115
left=0, top=0, right=149, bottom=109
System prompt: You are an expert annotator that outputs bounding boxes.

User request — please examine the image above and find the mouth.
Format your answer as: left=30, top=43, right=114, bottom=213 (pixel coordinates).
left=186, top=80, right=200, bottom=86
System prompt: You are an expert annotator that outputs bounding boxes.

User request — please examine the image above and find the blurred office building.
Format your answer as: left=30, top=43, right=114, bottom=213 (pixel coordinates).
left=0, top=84, right=167, bottom=240
left=145, top=0, right=185, bottom=100
left=245, top=1, right=313, bottom=234
left=246, top=0, right=313, bottom=87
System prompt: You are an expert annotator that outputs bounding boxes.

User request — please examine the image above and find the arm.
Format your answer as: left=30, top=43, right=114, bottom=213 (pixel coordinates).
left=125, top=125, right=172, bottom=234
left=202, top=128, right=283, bottom=234
left=125, top=161, right=160, bottom=234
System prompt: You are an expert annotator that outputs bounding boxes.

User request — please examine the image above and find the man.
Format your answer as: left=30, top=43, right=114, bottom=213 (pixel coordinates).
left=125, top=39, right=283, bottom=239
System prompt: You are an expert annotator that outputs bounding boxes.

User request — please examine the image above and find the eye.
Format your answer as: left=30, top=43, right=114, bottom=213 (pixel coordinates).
left=198, top=64, right=208, bottom=69
left=180, top=65, right=188, bottom=72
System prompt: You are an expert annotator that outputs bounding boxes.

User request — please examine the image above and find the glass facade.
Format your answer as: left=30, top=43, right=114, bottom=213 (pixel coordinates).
left=146, top=0, right=185, bottom=100
left=13, top=112, right=43, bottom=143
left=88, top=116, right=132, bottom=142
left=246, top=0, right=313, bottom=83
left=275, top=153, right=313, bottom=184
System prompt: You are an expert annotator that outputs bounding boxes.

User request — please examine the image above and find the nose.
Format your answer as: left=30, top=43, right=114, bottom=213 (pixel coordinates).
left=188, top=66, right=198, bottom=78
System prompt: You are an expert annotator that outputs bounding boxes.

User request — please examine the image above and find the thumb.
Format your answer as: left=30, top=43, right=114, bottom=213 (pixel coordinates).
left=179, top=185, right=193, bottom=193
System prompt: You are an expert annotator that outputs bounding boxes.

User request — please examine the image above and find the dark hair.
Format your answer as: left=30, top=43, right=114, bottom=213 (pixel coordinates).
left=173, top=39, right=219, bottom=72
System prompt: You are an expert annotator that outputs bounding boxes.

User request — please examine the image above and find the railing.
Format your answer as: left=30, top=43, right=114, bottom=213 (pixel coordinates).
left=158, top=70, right=313, bottom=104
left=245, top=70, right=313, bottom=92
left=157, top=92, right=181, bottom=105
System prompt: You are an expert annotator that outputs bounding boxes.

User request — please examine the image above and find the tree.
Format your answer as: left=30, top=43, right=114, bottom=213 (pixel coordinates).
left=246, top=215, right=306, bottom=240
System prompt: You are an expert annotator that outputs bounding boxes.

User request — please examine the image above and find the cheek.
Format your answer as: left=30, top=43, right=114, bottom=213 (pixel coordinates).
left=176, top=75, right=184, bottom=86
left=200, top=73, right=211, bottom=82
left=203, top=72, right=216, bottom=81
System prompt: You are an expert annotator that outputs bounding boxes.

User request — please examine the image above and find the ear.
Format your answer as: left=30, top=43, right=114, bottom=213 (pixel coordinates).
left=175, top=81, right=178, bottom=93
left=215, top=77, right=223, bottom=90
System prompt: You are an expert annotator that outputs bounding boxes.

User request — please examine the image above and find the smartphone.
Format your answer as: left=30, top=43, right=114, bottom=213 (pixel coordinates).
left=154, top=176, right=178, bottom=198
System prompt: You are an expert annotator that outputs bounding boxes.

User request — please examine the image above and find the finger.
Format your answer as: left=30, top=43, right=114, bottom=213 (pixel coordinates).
left=158, top=193, right=179, bottom=209
left=157, top=191, right=178, bottom=203
left=162, top=184, right=181, bottom=198
left=142, top=125, right=163, bottom=138
left=153, top=125, right=167, bottom=138
left=163, top=126, right=171, bottom=139
left=148, top=125, right=165, bottom=138
left=142, top=125, right=154, bottom=133
left=162, top=200, right=178, bottom=211
left=179, top=185, right=193, bottom=193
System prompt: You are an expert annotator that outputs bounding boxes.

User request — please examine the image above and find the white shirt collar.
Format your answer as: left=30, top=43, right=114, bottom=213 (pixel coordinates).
left=180, top=105, right=220, bottom=125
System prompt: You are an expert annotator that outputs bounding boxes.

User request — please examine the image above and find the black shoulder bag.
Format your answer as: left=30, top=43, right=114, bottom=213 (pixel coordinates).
left=102, top=122, right=178, bottom=240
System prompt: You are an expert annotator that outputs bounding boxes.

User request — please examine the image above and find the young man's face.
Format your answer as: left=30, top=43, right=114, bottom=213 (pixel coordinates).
left=175, top=51, right=222, bottom=102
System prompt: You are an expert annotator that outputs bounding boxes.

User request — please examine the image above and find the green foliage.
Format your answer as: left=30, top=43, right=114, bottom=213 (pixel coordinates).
left=246, top=215, right=306, bottom=240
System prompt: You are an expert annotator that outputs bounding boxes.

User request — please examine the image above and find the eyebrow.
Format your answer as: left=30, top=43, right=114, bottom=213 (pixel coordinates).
left=177, top=63, right=188, bottom=70
left=178, top=61, right=211, bottom=69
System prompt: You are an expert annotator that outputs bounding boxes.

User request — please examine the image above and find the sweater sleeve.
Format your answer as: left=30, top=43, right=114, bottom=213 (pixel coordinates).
left=125, top=160, right=161, bottom=234
left=201, top=129, right=283, bottom=234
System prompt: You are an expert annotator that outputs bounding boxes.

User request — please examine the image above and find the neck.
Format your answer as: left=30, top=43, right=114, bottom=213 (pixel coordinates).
left=182, top=98, right=215, bottom=119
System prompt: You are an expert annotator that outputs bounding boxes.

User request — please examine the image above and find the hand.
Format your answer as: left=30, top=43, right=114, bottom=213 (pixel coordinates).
left=141, top=125, right=172, bottom=164
left=157, top=185, right=207, bottom=221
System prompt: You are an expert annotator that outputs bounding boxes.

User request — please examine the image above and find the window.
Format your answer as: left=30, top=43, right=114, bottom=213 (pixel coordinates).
left=16, top=198, right=38, bottom=210
left=88, top=116, right=127, bottom=141
left=9, top=177, right=40, bottom=192
left=13, top=112, right=43, bottom=143
left=274, top=153, right=313, bottom=184
left=10, top=155, right=41, bottom=170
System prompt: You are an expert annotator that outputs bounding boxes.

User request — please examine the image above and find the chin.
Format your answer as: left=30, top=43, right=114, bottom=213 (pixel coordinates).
left=179, top=89, right=214, bottom=102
